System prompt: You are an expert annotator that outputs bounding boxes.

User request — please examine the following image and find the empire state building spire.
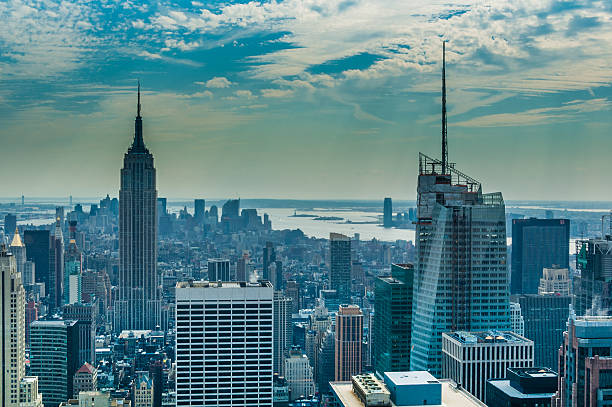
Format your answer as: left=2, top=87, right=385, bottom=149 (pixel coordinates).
left=131, top=81, right=148, bottom=153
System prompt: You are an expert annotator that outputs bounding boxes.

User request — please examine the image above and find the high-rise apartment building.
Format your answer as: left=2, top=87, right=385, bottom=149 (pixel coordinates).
left=383, top=197, right=393, bottom=228
left=335, top=305, right=363, bottom=381
left=330, top=233, right=351, bottom=303
left=115, top=86, right=160, bottom=332
left=372, top=263, right=413, bottom=374
left=30, top=320, right=80, bottom=407
left=442, top=331, right=534, bottom=403
left=515, top=294, right=570, bottom=371
left=411, top=45, right=510, bottom=377
left=511, top=218, right=570, bottom=295
left=273, top=291, right=293, bottom=375
left=175, top=280, right=273, bottom=406
left=19, top=376, right=44, bottom=407
left=554, top=316, right=612, bottom=407
left=538, top=266, right=571, bottom=295
left=207, top=258, right=231, bottom=281
left=574, top=236, right=612, bottom=316
left=316, top=328, right=335, bottom=394
left=1, top=246, right=25, bottom=406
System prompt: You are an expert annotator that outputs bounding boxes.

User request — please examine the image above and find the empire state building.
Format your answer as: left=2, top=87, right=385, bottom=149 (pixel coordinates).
left=114, top=85, right=160, bottom=331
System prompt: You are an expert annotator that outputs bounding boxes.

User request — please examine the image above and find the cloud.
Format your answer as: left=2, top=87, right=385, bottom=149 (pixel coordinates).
left=261, top=89, right=295, bottom=98
left=454, top=98, right=610, bottom=127
left=139, top=50, right=162, bottom=60
left=234, top=90, right=256, bottom=99
left=205, top=77, right=232, bottom=88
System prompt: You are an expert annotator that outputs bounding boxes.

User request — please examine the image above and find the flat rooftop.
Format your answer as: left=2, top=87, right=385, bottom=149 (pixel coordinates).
left=330, top=379, right=485, bottom=407
left=384, top=371, right=439, bottom=386
left=176, top=280, right=272, bottom=289
left=445, top=330, right=530, bottom=345
left=487, top=380, right=555, bottom=399
left=510, top=367, right=556, bottom=379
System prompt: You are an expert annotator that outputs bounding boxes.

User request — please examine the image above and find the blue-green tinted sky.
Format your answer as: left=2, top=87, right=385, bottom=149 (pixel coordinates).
left=1, top=0, right=611, bottom=200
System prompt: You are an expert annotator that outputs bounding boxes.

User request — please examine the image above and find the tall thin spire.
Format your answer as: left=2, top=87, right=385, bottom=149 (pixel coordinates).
left=137, top=80, right=141, bottom=118
left=131, top=81, right=146, bottom=152
left=441, top=41, right=448, bottom=174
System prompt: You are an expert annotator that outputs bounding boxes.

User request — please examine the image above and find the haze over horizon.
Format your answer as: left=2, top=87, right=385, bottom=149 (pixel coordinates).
left=1, top=0, right=611, bottom=201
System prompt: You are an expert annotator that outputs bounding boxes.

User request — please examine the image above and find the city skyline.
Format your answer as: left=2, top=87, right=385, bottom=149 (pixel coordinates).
left=1, top=0, right=611, bottom=200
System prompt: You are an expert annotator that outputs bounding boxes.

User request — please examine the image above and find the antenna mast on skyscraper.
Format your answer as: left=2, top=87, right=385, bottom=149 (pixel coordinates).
left=137, top=80, right=141, bottom=118
left=441, top=41, right=448, bottom=174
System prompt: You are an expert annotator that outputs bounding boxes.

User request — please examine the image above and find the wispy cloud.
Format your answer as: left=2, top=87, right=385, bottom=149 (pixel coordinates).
left=454, top=98, right=611, bottom=127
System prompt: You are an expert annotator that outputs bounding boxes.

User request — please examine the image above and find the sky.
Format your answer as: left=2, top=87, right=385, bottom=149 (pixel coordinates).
left=1, top=0, right=611, bottom=201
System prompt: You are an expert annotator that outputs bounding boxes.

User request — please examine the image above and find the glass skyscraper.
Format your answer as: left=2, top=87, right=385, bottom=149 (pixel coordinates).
left=511, top=218, right=570, bottom=294
left=114, top=86, right=160, bottom=332
left=410, top=153, right=510, bottom=377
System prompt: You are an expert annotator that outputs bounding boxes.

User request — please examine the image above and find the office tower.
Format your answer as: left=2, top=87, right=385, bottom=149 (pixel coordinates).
left=538, top=266, right=571, bottom=295
left=63, top=302, right=97, bottom=365
left=24, top=230, right=51, bottom=300
left=330, top=233, right=351, bottom=303
left=72, top=363, right=98, bottom=396
left=10, top=228, right=25, bottom=277
left=209, top=205, right=218, bottom=222
left=372, top=263, right=413, bottom=374
left=316, top=328, right=335, bottom=394
left=194, top=199, right=205, bottom=220
left=175, top=281, right=273, bottom=407
left=285, top=280, right=300, bottom=313
left=263, top=241, right=275, bottom=281
left=207, top=258, right=231, bottom=281
left=411, top=44, right=510, bottom=377
left=335, top=305, right=363, bottom=381
left=221, top=199, right=240, bottom=219
left=50, top=216, right=64, bottom=310
left=511, top=218, right=570, bottom=294
left=515, top=294, right=570, bottom=371
left=574, top=236, right=612, bottom=316
left=25, top=300, right=38, bottom=346
left=115, top=85, right=160, bottom=332
left=133, top=373, right=154, bottom=407
left=554, top=316, right=612, bottom=406
left=274, top=291, right=293, bottom=374
left=64, top=222, right=82, bottom=305
left=5, top=213, right=17, bottom=238
left=1, top=246, right=26, bottom=406
left=284, top=347, right=315, bottom=401
left=30, top=320, right=80, bottom=407
left=236, top=253, right=248, bottom=281
left=383, top=197, right=393, bottom=228
left=486, top=367, right=557, bottom=407
left=442, top=331, right=534, bottom=403
left=510, top=302, right=525, bottom=336
left=19, top=376, right=44, bottom=407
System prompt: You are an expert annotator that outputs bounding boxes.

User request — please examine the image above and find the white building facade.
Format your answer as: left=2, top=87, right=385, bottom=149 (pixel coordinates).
left=284, top=348, right=315, bottom=401
left=175, top=281, right=273, bottom=407
left=442, top=331, right=533, bottom=403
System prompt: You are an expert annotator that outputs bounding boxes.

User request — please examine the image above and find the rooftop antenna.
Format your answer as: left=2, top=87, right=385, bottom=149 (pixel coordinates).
left=442, top=41, right=448, bottom=175
left=137, top=80, right=141, bottom=118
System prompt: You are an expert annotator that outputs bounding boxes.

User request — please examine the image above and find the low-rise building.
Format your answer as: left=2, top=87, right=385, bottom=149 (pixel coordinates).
left=329, top=371, right=484, bottom=407
left=442, top=331, right=534, bottom=403
left=486, top=367, right=557, bottom=407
